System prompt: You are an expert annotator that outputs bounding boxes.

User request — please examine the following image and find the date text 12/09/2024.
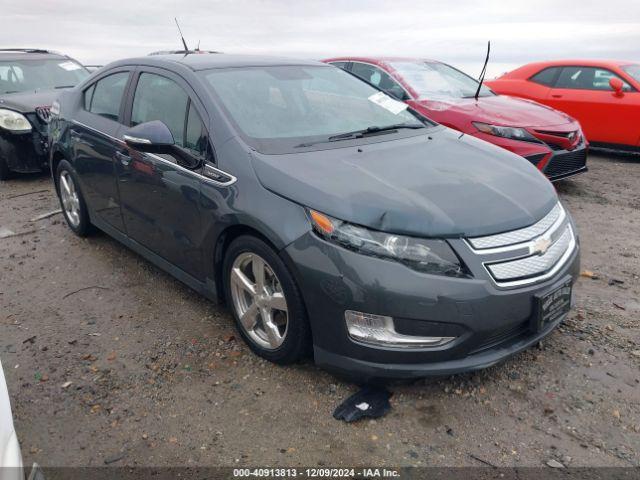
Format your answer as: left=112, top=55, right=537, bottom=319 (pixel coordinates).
left=233, top=468, right=401, bottom=478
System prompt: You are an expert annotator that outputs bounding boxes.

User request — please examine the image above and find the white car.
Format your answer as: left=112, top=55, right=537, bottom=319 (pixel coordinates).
left=0, top=359, right=24, bottom=480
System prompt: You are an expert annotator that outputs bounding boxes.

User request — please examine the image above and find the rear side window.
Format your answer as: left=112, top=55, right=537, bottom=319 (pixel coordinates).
left=529, top=67, right=560, bottom=86
left=85, top=72, right=129, bottom=121
left=555, top=66, right=633, bottom=91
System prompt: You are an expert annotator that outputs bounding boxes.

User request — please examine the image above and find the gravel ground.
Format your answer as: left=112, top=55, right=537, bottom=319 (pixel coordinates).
left=0, top=153, right=638, bottom=469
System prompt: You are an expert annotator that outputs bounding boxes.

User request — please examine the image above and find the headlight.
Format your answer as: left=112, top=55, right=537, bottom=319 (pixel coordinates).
left=473, top=121, right=538, bottom=142
left=0, top=109, right=31, bottom=133
left=308, top=209, right=470, bottom=278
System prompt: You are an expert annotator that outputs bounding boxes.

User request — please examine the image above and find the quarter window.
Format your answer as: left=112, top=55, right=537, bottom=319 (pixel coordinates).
left=529, top=67, right=560, bottom=86
left=86, top=72, right=129, bottom=121
left=555, top=66, right=632, bottom=91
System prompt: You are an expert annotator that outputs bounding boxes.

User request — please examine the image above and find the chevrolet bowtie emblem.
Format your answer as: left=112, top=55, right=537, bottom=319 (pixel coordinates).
left=532, top=237, right=552, bottom=255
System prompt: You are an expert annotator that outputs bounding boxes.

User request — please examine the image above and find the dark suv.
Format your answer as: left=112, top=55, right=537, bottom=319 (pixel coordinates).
left=0, top=49, right=89, bottom=179
left=49, top=54, right=580, bottom=381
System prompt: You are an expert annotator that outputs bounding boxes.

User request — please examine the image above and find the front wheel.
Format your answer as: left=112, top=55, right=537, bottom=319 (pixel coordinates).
left=223, top=235, right=311, bottom=364
left=56, top=160, right=92, bottom=236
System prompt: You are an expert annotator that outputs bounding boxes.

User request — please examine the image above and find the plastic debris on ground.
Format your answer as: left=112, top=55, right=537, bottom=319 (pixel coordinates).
left=333, top=385, right=392, bottom=422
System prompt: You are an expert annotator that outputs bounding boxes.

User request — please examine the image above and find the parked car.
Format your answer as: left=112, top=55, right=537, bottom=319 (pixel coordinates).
left=49, top=54, right=580, bottom=381
left=0, top=48, right=90, bottom=180
left=486, top=60, right=640, bottom=154
left=324, top=57, right=588, bottom=181
left=0, top=359, right=23, bottom=480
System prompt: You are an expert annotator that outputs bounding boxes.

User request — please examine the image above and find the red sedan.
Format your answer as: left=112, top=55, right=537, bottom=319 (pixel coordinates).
left=486, top=60, right=640, bottom=154
left=323, top=57, right=588, bottom=181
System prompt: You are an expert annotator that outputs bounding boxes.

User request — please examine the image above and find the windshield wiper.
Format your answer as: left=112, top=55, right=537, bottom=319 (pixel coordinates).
left=295, top=123, right=425, bottom=148
left=54, top=85, right=75, bottom=89
left=328, top=123, right=425, bottom=141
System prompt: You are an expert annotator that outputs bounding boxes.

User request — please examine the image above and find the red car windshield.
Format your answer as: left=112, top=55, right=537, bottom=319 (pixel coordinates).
left=622, top=64, right=640, bottom=84
left=390, top=61, right=494, bottom=100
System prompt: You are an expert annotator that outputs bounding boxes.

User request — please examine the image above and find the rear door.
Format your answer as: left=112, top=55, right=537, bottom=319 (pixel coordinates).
left=71, top=68, right=132, bottom=232
left=116, top=68, right=210, bottom=279
left=545, top=66, right=637, bottom=145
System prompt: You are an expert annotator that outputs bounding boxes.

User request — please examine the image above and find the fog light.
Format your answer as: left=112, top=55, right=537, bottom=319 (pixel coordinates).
left=344, top=310, right=456, bottom=348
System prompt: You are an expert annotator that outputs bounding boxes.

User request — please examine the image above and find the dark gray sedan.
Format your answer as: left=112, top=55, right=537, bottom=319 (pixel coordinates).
left=48, top=54, right=580, bottom=381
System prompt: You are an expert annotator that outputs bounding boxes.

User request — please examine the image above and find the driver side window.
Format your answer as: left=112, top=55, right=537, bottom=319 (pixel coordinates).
left=131, top=72, right=209, bottom=162
left=350, top=63, right=409, bottom=100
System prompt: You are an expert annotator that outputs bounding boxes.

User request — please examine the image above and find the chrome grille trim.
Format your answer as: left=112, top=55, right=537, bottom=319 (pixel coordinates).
left=469, top=203, right=563, bottom=251
left=486, top=225, right=575, bottom=285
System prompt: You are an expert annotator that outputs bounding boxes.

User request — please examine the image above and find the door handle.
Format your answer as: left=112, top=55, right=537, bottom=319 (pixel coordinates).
left=551, top=94, right=563, bottom=98
left=115, top=151, right=132, bottom=166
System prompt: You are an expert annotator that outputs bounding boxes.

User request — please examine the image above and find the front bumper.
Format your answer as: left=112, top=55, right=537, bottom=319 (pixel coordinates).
left=284, top=227, right=580, bottom=382
left=0, top=117, right=49, bottom=174
left=471, top=131, right=588, bottom=182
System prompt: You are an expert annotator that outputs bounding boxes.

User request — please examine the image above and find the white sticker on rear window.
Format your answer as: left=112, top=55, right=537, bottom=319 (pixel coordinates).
left=368, top=91, right=408, bottom=115
left=58, top=61, right=82, bottom=71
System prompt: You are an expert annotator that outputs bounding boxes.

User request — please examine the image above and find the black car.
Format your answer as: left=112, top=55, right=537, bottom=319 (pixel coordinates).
left=49, top=54, right=580, bottom=381
left=0, top=49, right=89, bottom=179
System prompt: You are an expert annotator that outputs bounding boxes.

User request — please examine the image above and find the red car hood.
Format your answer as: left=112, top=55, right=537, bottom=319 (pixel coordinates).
left=413, top=94, right=574, bottom=128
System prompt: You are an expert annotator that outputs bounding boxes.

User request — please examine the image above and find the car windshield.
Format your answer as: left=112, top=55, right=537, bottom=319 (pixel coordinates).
left=389, top=61, right=494, bottom=100
left=199, top=65, right=429, bottom=153
left=621, top=64, right=640, bottom=83
left=0, top=58, right=89, bottom=94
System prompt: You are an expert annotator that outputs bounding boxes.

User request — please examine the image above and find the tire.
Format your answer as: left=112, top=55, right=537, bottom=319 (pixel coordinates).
left=55, top=159, right=93, bottom=236
left=0, top=157, right=12, bottom=181
left=223, top=235, right=311, bottom=364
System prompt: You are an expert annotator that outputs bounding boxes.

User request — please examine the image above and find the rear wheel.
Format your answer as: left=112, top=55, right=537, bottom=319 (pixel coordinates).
left=56, top=160, right=92, bottom=236
left=223, top=235, right=311, bottom=364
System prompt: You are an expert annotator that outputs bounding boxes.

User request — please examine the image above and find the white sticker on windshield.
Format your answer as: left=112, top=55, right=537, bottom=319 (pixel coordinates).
left=58, top=61, right=82, bottom=71
left=368, top=91, right=408, bottom=115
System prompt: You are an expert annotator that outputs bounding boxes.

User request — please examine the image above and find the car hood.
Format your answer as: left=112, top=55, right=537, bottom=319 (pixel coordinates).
left=414, top=94, right=574, bottom=128
left=250, top=128, right=558, bottom=238
left=0, top=89, right=61, bottom=113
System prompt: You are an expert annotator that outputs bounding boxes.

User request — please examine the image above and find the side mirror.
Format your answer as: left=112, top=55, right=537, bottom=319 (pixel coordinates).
left=123, top=120, right=202, bottom=170
left=123, top=120, right=175, bottom=153
left=609, top=77, right=624, bottom=96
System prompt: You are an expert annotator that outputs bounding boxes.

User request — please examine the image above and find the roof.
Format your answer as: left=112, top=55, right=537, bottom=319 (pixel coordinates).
left=323, top=56, right=440, bottom=65
left=109, top=53, right=327, bottom=72
left=516, top=59, right=640, bottom=70
left=0, top=49, right=67, bottom=61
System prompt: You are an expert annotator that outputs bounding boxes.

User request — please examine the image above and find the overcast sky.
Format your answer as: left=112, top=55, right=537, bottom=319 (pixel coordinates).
left=3, top=0, right=640, bottom=77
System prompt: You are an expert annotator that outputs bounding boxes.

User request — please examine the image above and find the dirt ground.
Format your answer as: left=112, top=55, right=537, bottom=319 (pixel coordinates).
left=1, top=153, right=639, bottom=469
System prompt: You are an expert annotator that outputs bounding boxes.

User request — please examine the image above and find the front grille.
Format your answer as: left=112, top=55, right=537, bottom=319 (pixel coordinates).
left=486, top=225, right=574, bottom=282
left=525, top=153, right=546, bottom=166
left=35, top=106, right=52, bottom=124
left=469, top=203, right=563, bottom=250
left=544, top=149, right=587, bottom=179
left=469, top=321, right=529, bottom=354
left=465, top=202, right=576, bottom=287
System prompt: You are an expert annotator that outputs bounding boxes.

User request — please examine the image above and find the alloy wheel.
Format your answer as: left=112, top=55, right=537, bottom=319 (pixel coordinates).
left=59, top=170, right=81, bottom=227
left=230, top=252, right=289, bottom=350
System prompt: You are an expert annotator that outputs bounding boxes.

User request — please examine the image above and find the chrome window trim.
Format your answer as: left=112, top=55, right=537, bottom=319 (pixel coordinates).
left=467, top=203, right=565, bottom=254
left=70, top=120, right=237, bottom=187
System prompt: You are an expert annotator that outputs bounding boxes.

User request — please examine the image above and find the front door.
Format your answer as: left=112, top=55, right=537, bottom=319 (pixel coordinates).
left=546, top=66, right=638, bottom=146
left=116, top=69, right=211, bottom=279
